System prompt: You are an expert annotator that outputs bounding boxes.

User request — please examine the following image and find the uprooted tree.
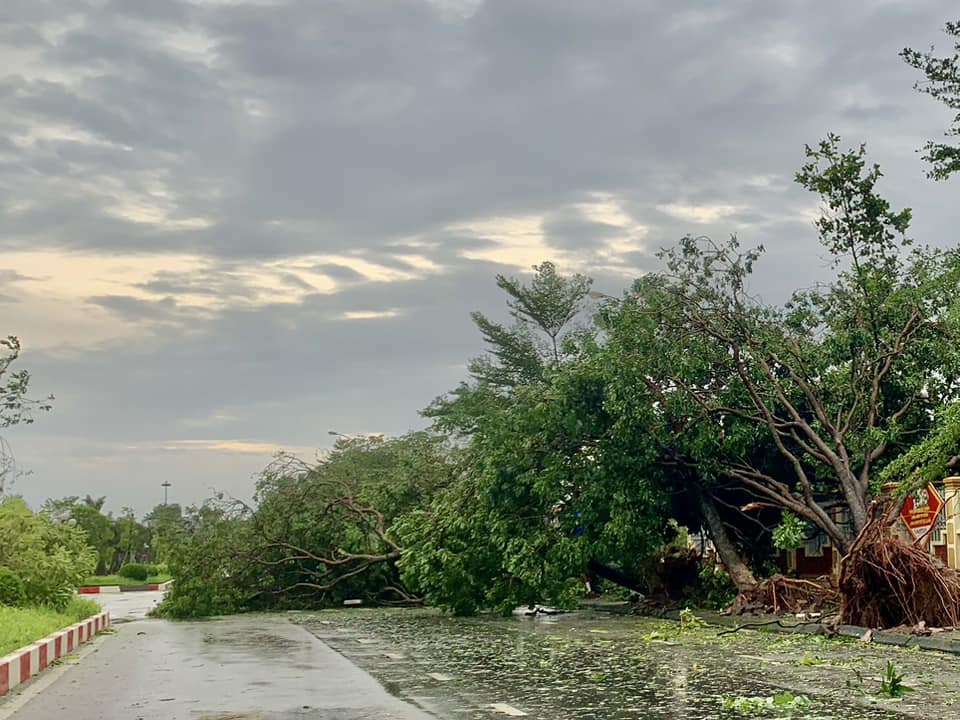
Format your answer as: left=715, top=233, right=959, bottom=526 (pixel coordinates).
left=157, top=137, right=960, bottom=625
left=625, top=136, right=960, bottom=568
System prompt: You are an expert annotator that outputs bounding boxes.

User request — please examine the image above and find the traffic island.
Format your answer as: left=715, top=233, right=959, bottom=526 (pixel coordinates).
left=0, top=611, right=110, bottom=696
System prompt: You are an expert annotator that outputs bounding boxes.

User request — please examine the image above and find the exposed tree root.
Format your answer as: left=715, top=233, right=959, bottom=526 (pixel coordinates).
left=838, top=514, right=960, bottom=629
left=726, top=574, right=839, bottom=616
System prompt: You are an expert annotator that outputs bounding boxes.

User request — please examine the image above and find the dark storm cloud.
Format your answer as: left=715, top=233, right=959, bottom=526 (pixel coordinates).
left=3, top=0, right=959, bottom=513
left=2, top=0, right=954, bottom=262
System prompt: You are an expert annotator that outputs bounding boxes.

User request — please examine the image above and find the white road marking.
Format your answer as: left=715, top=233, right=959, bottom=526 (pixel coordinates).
left=488, top=702, right=528, bottom=716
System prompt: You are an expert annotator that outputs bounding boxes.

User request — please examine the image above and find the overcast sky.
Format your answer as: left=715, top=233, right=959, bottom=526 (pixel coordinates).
left=1, top=0, right=958, bottom=515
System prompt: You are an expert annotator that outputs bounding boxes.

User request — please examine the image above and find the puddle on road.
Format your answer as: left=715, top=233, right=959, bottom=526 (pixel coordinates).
left=202, top=628, right=302, bottom=657
left=293, top=608, right=958, bottom=719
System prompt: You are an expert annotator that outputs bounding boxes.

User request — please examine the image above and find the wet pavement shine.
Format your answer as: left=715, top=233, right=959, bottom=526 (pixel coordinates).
left=2, top=615, right=433, bottom=720
left=292, top=608, right=959, bottom=720
left=92, top=589, right=166, bottom=622
left=5, top=603, right=960, bottom=719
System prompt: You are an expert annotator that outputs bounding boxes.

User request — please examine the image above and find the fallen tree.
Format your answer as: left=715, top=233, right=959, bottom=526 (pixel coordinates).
left=839, top=502, right=960, bottom=629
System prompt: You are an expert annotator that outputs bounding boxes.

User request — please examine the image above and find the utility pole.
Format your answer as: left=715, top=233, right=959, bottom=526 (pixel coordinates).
left=161, top=480, right=171, bottom=505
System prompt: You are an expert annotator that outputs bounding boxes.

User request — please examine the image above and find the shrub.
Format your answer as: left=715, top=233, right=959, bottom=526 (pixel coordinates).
left=151, top=577, right=243, bottom=619
left=0, top=498, right=96, bottom=610
left=0, top=567, right=27, bottom=607
left=118, top=563, right=149, bottom=581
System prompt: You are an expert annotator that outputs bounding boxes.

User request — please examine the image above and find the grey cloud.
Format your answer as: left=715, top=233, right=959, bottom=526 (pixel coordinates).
left=541, top=207, right=623, bottom=250
left=311, top=263, right=365, bottom=282
left=278, top=272, right=316, bottom=292
left=0, top=268, right=41, bottom=283
left=4, top=0, right=959, bottom=515
left=88, top=294, right=180, bottom=322
left=2, top=0, right=952, bottom=264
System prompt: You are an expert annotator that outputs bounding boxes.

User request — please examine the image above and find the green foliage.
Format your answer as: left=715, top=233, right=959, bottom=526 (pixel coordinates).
left=880, top=402, right=960, bottom=495
left=795, top=133, right=912, bottom=259
left=721, top=691, right=811, bottom=714
left=402, top=357, right=670, bottom=614
left=40, top=497, right=154, bottom=574
left=0, top=336, right=53, bottom=429
left=118, top=563, right=150, bottom=581
left=143, top=503, right=186, bottom=563
left=678, top=608, right=706, bottom=632
left=396, top=471, right=590, bottom=616
left=687, top=563, right=737, bottom=610
left=408, top=263, right=672, bottom=614
left=69, top=503, right=118, bottom=574
left=153, top=136, right=960, bottom=619
left=156, top=433, right=458, bottom=618
left=0, top=597, right=100, bottom=655
left=0, top=566, right=27, bottom=606
left=153, top=576, right=244, bottom=619
left=1, top=335, right=53, bottom=496
left=878, top=661, right=913, bottom=698
left=153, top=505, right=250, bottom=618
left=465, top=261, right=592, bottom=389
left=902, top=21, right=960, bottom=180
left=772, top=512, right=806, bottom=551
left=0, top=497, right=96, bottom=609
left=629, top=135, right=960, bottom=553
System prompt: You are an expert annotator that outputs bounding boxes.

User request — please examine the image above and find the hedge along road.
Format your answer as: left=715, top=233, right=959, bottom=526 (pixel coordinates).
left=0, top=604, right=434, bottom=720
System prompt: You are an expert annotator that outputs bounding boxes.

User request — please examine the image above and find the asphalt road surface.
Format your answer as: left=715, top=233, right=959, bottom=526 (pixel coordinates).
left=1, top=611, right=435, bottom=720
left=93, top=588, right=166, bottom=622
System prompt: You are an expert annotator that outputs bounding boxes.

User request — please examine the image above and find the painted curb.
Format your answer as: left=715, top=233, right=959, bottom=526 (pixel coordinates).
left=0, top=611, right=110, bottom=697
left=77, top=585, right=120, bottom=594
left=76, top=580, right=172, bottom=594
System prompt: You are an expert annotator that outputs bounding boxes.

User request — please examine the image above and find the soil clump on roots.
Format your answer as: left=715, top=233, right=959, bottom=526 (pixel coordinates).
left=838, top=513, right=960, bottom=629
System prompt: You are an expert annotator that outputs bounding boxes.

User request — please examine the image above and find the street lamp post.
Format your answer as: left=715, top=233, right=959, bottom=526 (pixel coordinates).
left=161, top=481, right=171, bottom=505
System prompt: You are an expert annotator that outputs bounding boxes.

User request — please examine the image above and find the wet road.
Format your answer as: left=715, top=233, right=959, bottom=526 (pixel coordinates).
left=92, top=589, right=165, bottom=622
left=4, top=615, right=435, bottom=720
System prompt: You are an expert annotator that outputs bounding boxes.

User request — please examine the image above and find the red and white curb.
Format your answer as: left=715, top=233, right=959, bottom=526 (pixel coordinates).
left=76, top=585, right=121, bottom=594
left=77, top=580, right=173, bottom=594
left=0, top=611, right=110, bottom=696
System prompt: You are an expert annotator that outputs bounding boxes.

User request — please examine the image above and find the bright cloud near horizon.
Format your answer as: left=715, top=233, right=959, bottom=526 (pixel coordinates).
left=1, top=0, right=958, bottom=515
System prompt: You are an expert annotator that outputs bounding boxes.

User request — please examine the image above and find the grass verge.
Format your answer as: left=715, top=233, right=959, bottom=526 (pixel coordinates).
left=0, top=597, right=101, bottom=656
left=81, top=574, right=172, bottom=587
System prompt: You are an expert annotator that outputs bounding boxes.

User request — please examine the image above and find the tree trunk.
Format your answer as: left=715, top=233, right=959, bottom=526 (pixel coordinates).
left=696, top=490, right=757, bottom=591
left=586, top=560, right=643, bottom=593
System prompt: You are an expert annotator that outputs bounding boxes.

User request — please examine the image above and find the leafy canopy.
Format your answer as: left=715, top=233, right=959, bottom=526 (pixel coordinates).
left=902, top=20, right=960, bottom=180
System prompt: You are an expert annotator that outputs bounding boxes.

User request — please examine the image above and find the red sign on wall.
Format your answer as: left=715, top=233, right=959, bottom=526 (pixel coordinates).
left=900, top=483, right=944, bottom=542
